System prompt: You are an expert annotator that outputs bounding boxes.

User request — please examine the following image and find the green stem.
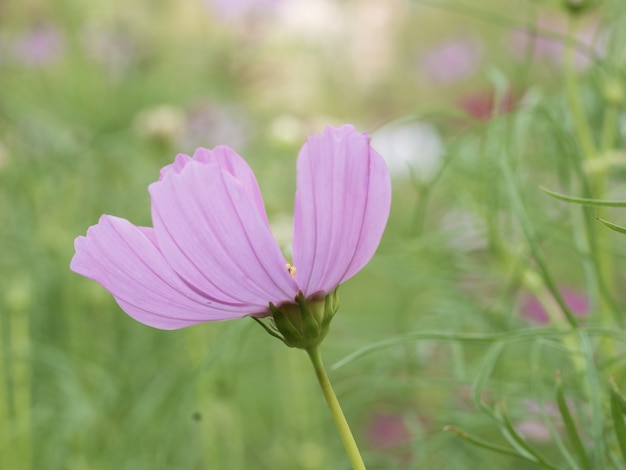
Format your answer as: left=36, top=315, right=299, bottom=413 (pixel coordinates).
left=600, top=104, right=618, bottom=154
left=306, top=346, right=366, bottom=470
left=563, top=14, right=618, bottom=327
left=564, top=16, right=596, bottom=163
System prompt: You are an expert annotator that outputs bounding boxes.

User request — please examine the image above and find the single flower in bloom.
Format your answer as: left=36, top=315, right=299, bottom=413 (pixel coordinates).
left=71, top=125, right=391, bottom=344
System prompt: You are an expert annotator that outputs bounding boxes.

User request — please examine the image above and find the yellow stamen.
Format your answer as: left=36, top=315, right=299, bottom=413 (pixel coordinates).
left=285, top=263, right=296, bottom=278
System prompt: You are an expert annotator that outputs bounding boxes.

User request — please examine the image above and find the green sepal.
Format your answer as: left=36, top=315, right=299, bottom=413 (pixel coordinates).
left=267, top=289, right=339, bottom=349
left=269, top=302, right=302, bottom=345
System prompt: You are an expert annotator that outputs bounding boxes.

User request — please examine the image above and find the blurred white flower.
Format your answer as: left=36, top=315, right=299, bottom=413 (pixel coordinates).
left=274, top=0, right=345, bottom=43
left=269, top=114, right=305, bottom=145
left=345, top=0, right=404, bottom=87
left=205, top=0, right=284, bottom=22
left=134, top=105, right=185, bottom=143
left=371, top=120, right=443, bottom=181
left=262, top=1, right=403, bottom=107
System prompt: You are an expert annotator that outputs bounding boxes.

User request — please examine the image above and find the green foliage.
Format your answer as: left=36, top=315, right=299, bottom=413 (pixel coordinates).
left=3, top=0, right=626, bottom=469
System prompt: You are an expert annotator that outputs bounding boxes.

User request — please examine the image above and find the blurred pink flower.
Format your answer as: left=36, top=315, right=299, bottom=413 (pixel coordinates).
left=520, top=288, right=589, bottom=324
left=523, top=399, right=559, bottom=416
left=420, top=38, right=482, bottom=84
left=71, top=125, right=391, bottom=329
left=516, top=399, right=564, bottom=443
left=9, top=24, right=64, bottom=67
left=81, top=26, right=135, bottom=80
left=458, top=89, right=517, bottom=121
left=366, top=411, right=410, bottom=448
left=516, top=420, right=553, bottom=442
left=508, top=18, right=603, bottom=70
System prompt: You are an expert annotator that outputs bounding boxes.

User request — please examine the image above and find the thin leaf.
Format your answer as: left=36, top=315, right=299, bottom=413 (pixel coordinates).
left=497, top=399, right=560, bottom=469
left=331, top=326, right=626, bottom=370
left=472, top=342, right=504, bottom=418
left=443, top=426, right=540, bottom=464
left=555, top=371, right=593, bottom=470
left=540, top=186, right=626, bottom=207
left=530, top=345, right=581, bottom=470
left=500, top=159, right=578, bottom=327
left=577, top=331, right=606, bottom=463
left=597, top=351, right=626, bottom=371
left=597, top=218, right=626, bottom=236
left=538, top=401, right=581, bottom=469
left=609, top=378, right=626, bottom=463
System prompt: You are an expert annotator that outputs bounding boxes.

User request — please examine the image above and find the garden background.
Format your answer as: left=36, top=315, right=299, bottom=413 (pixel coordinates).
left=3, top=0, right=626, bottom=468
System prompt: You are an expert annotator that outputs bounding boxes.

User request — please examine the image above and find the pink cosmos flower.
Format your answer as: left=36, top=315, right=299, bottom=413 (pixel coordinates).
left=70, top=125, right=391, bottom=330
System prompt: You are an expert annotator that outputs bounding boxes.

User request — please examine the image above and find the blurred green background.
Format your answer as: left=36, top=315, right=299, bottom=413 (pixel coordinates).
left=3, top=0, right=626, bottom=468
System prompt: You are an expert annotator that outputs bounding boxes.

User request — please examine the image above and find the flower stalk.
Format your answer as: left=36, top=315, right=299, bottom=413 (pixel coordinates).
left=305, top=345, right=366, bottom=470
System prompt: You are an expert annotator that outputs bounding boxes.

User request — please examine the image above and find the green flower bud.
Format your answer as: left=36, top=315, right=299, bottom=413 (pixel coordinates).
left=268, top=289, right=339, bottom=349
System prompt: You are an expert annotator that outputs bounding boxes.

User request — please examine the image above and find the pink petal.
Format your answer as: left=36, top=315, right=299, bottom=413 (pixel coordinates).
left=70, top=215, right=252, bottom=330
left=149, top=153, right=298, bottom=308
left=159, top=153, right=191, bottom=180
left=191, top=146, right=270, bottom=227
left=159, top=147, right=270, bottom=227
left=292, top=125, right=391, bottom=296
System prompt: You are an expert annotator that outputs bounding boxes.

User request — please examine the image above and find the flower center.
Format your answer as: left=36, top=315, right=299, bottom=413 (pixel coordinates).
left=285, top=263, right=296, bottom=278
